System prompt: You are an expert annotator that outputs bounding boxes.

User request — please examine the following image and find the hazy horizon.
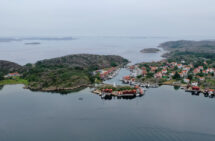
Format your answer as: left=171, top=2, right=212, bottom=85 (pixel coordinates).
left=1, top=0, right=215, bottom=37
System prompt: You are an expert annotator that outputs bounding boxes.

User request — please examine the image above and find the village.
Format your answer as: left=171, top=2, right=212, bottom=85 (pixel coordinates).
left=121, top=59, right=215, bottom=98
left=92, top=66, right=145, bottom=99
left=2, top=60, right=215, bottom=99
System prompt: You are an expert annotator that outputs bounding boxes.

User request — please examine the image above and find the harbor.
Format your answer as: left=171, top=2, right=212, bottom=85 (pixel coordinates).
left=92, top=84, right=145, bottom=100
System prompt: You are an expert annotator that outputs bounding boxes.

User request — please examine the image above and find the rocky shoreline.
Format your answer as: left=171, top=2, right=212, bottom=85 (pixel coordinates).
left=24, top=84, right=92, bottom=93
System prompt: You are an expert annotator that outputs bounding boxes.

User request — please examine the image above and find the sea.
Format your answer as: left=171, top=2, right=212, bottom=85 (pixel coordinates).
left=0, top=36, right=215, bottom=141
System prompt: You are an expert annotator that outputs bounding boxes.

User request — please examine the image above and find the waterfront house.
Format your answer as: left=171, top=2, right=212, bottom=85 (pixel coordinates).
left=4, top=72, right=21, bottom=78
left=184, top=78, right=190, bottom=83
left=209, top=89, right=214, bottom=95
left=129, top=65, right=135, bottom=70
left=191, top=82, right=198, bottom=86
left=192, top=86, right=200, bottom=91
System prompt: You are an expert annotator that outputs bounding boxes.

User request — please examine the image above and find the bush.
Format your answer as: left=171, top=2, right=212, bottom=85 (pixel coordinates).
left=173, top=72, right=180, bottom=80
left=0, top=72, right=4, bottom=81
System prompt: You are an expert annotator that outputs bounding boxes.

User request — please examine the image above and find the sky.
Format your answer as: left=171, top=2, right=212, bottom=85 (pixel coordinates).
left=0, top=0, right=215, bottom=37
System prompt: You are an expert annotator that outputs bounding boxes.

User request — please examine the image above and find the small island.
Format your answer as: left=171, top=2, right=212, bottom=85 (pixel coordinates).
left=25, top=42, right=41, bottom=45
left=140, top=48, right=160, bottom=53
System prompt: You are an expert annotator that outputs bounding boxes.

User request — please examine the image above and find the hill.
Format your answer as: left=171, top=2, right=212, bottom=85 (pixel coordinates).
left=159, top=40, right=215, bottom=53
left=0, top=60, right=22, bottom=74
left=23, top=54, right=128, bottom=92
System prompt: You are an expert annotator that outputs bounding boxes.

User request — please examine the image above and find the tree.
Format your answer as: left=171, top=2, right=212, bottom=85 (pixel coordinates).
left=0, top=72, right=4, bottom=81
left=147, top=72, right=154, bottom=78
left=137, top=75, right=142, bottom=79
left=173, top=72, right=180, bottom=80
left=188, top=74, right=193, bottom=81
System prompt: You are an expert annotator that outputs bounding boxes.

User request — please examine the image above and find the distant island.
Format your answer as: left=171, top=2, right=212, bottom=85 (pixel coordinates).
left=0, top=37, right=74, bottom=42
left=25, top=42, right=41, bottom=45
left=0, top=54, right=128, bottom=93
left=140, top=48, right=160, bottom=53
left=159, top=40, right=215, bottom=58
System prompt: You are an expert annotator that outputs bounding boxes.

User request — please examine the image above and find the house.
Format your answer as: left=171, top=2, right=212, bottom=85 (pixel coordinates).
left=171, top=62, right=177, bottom=66
left=154, top=72, right=162, bottom=78
left=198, top=77, right=205, bottom=81
left=142, top=67, right=146, bottom=70
left=192, top=86, right=200, bottom=91
left=150, top=66, right=158, bottom=72
left=206, top=68, right=214, bottom=73
left=4, top=72, right=21, bottom=78
left=193, top=68, right=200, bottom=74
left=129, top=65, right=135, bottom=70
left=169, top=72, right=175, bottom=76
left=183, top=79, right=190, bottom=83
left=183, top=66, right=190, bottom=71
left=162, top=69, right=167, bottom=74
left=99, top=71, right=108, bottom=79
left=209, top=89, right=215, bottom=95
left=122, top=76, right=131, bottom=83
left=189, top=64, right=194, bottom=68
left=123, top=76, right=131, bottom=80
left=181, top=60, right=185, bottom=64
left=198, top=66, right=204, bottom=70
left=202, top=70, right=207, bottom=74
left=182, top=70, right=188, bottom=76
left=191, top=82, right=198, bottom=86
left=142, top=70, right=147, bottom=75
left=177, top=64, right=183, bottom=69
left=179, top=72, right=184, bottom=77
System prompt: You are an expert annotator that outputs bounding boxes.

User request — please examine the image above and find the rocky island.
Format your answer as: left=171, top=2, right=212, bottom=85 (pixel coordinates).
left=140, top=48, right=160, bottom=53
left=25, top=42, right=41, bottom=45
left=0, top=54, right=128, bottom=93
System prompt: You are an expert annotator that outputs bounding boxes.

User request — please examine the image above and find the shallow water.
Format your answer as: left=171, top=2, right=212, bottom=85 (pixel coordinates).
left=0, top=36, right=215, bottom=140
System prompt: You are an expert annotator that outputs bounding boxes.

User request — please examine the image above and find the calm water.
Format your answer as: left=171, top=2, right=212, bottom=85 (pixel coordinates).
left=0, top=37, right=215, bottom=140
left=0, top=84, right=215, bottom=141
left=0, top=36, right=167, bottom=65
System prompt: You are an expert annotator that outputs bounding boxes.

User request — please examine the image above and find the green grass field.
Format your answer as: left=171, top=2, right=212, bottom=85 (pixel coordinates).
left=0, top=78, right=28, bottom=85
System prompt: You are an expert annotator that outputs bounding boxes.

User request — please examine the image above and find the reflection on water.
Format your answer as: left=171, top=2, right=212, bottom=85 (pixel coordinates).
left=0, top=84, right=215, bottom=141
left=173, top=85, right=180, bottom=90
left=0, top=85, right=3, bottom=90
left=1, top=37, right=215, bottom=140
left=101, top=94, right=144, bottom=100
